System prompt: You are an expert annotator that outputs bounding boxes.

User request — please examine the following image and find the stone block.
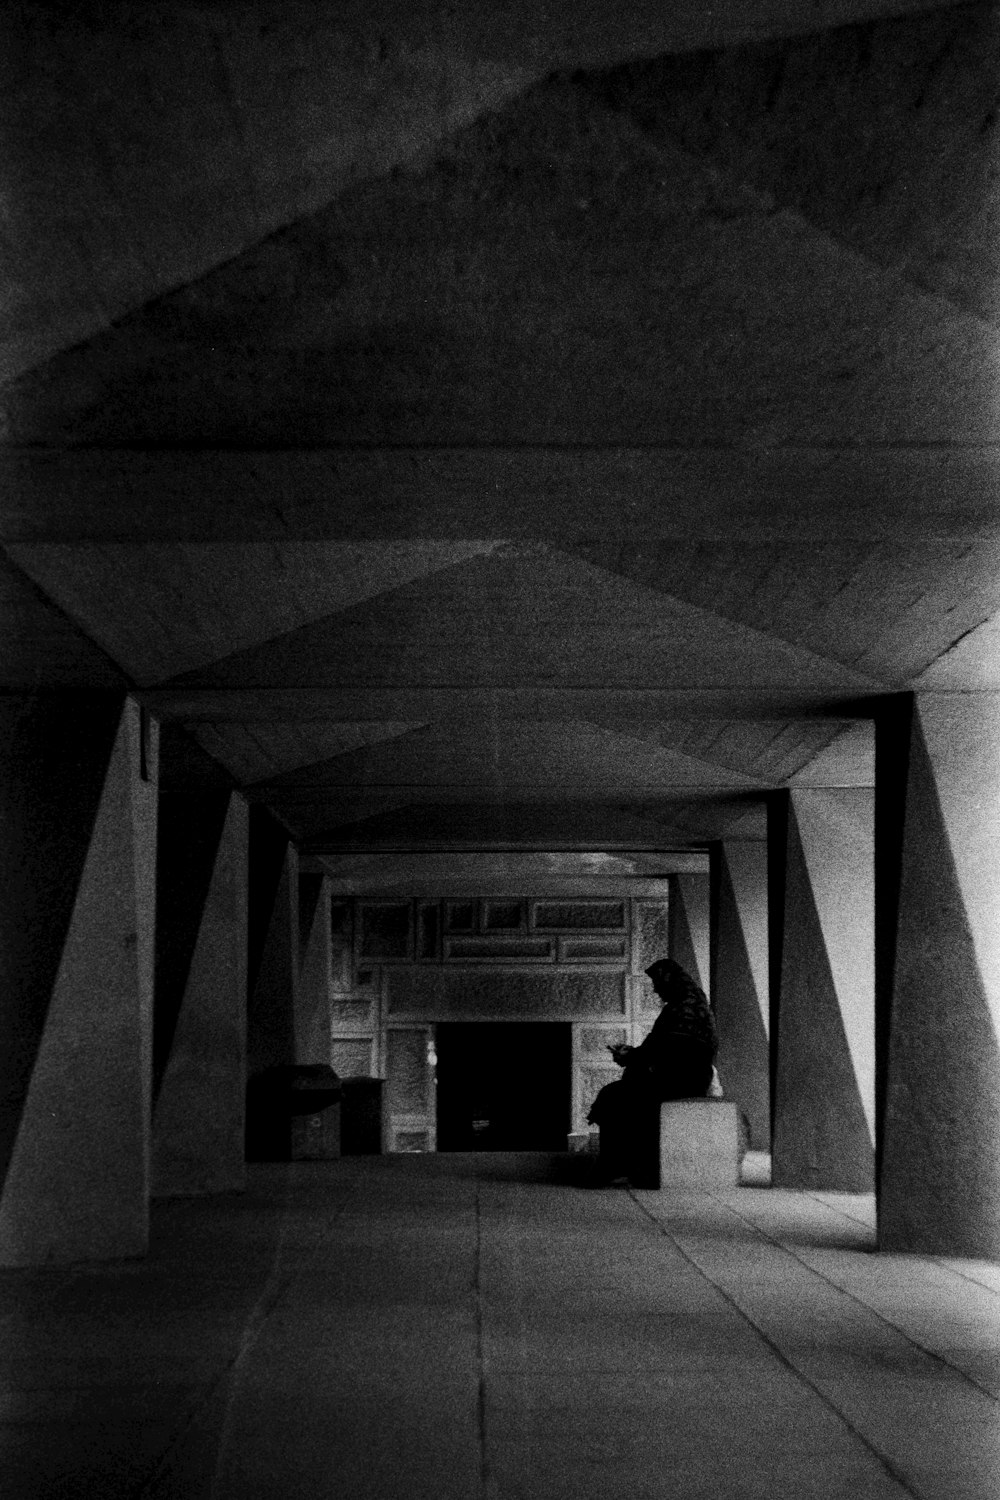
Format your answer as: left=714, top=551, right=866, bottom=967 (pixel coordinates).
left=567, top=1130, right=600, bottom=1154
left=658, top=1101, right=741, bottom=1189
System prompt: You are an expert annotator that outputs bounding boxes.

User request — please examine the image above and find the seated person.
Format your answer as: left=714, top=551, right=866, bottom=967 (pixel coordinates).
left=587, top=957, right=719, bottom=1186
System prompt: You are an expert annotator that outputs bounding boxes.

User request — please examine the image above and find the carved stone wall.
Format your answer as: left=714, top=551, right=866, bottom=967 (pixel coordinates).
left=328, top=894, right=668, bottom=1148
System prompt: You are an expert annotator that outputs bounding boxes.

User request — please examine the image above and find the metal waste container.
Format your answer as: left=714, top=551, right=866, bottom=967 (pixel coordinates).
left=246, top=1064, right=342, bottom=1161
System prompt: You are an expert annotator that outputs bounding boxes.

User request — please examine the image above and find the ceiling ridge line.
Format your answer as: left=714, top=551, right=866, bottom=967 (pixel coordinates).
left=570, top=718, right=762, bottom=787
left=545, top=540, right=891, bottom=691
left=109, top=543, right=511, bottom=688
left=576, top=714, right=845, bottom=783
left=0, top=540, right=134, bottom=691
left=616, top=110, right=1000, bottom=340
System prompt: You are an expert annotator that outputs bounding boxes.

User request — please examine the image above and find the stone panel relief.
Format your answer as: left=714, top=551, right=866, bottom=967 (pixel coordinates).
left=329, top=943, right=353, bottom=993
left=444, top=936, right=554, bottom=961
left=386, top=967, right=627, bottom=1018
left=532, top=901, right=625, bottom=930
left=357, top=902, right=412, bottom=960
left=416, top=901, right=441, bottom=960
left=331, top=1038, right=373, bottom=1078
left=393, top=1130, right=430, bottom=1152
left=482, top=900, right=525, bottom=931
left=445, top=901, right=476, bottom=932
left=386, top=1028, right=430, bottom=1112
left=579, top=1026, right=628, bottom=1054
left=331, top=997, right=373, bottom=1027
left=325, top=897, right=665, bottom=1146
left=558, top=936, right=626, bottom=962
left=634, top=901, right=670, bottom=973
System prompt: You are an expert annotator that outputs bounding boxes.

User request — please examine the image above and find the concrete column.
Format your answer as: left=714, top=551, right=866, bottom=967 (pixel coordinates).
left=247, top=809, right=299, bottom=1078
left=668, top=873, right=710, bottom=995
left=710, top=841, right=770, bottom=1148
left=876, top=694, right=1000, bottom=1256
left=297, top=871, right=333, bottom=1065
left=0, top=695, right=157, bottom=1265
left=152, top=790, right=249, bottom=1196
left=769, top=788, right=875, bottom=1190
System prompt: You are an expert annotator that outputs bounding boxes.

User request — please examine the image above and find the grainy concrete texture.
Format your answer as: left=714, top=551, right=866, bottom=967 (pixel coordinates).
left=0, top=699, right=157, bottom=1267
left=0, top=0, right=964, bottom=381
left=1, top=1154, right=996, bottom=1500
left=153, top=791, right=249, bottom=1198
left=771, top=790, right=876, bottom=1192
left=710, top=843, right=771, bottom=1149
left=877, top=696, right=1000, bottom=1258
left=668, top=872, right=711, bottom=996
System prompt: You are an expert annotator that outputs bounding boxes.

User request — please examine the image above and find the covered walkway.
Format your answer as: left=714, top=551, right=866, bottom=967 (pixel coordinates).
left=3, top=1155, right=998, bottom=1499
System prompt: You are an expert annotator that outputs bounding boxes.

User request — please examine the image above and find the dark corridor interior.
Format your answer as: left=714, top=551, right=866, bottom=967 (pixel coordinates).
left=435, top=1023, right=571, bottom=1151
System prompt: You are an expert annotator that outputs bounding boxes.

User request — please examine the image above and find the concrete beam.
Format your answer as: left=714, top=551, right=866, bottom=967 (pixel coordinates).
left=144, top=688, right=882, bottom=723
left=4, top=447, right=999, bottom=544
left=310, top=850, right=708, bottom=885
left=1, top=2, right=964, bottom=379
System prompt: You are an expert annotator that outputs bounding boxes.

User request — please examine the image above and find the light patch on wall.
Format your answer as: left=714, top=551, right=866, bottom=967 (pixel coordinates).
left=788, top=722, right=874, bottom=788
left=915, top=609, right=1000, bottom=690
left=792, top=789, right=875, bottom=1142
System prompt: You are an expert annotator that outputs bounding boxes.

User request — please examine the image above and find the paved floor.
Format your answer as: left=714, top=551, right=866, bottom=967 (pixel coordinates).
left=1, top=1153, right=999, bottom=1499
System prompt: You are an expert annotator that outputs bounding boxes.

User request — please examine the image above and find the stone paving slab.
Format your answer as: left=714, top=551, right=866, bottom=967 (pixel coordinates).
left=0, top=1156, right=998, bottom=1499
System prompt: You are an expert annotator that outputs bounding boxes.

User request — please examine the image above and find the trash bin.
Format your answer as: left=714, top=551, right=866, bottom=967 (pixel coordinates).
left=339, top=1077, right=384, bottom=1155
left=246, top=1064, right=342, bottom=1161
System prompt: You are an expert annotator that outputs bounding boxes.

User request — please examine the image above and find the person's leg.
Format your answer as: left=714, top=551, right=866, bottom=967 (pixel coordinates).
left=589, top=1082, right=630, bottom=1182
left=626, top=1094, right=661, bottom=1188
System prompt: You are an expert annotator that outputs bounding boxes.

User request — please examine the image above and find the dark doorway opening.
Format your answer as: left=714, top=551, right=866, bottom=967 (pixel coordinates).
left=435, top=1022, right=571, bottom=1151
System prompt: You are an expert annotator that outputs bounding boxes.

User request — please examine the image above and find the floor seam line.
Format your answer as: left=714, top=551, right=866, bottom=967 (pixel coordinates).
left=130, top=1164, right=365, bottom=1500
left=702, top=1189, right=1000, bottom=1406
left=627, top=1190, right=925, bottom=1500
left=801, top=1188, right=877, bottom=1231
left=928, top=1255, right=1000, bottom=1301
left=475, top=1181, right=489, bottom=1498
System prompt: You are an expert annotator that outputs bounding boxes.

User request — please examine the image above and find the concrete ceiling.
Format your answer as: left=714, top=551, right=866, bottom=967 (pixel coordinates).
left=2, top=0, right=998, bottom=864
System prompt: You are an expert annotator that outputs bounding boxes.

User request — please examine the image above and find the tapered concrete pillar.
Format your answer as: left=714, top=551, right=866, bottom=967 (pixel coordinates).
left=769, top=788, right=875, bottom=1190
left=247, top=809, right=299, bottom=1078
left=876, top=694, right=1000, bottom=1256
left=298, top=872, right=333, bottom=1065
left=0, top=696, right=157, bottom=1265
left=152, top=791, right=249, bottom=1196
left=710, top=841, right=770, bottom=1148
left=668, top=873, right=710, bottom=994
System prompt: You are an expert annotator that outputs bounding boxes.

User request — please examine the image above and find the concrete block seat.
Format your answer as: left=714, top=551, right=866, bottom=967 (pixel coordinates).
left=658, top=1099, right=744, bottom=1189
